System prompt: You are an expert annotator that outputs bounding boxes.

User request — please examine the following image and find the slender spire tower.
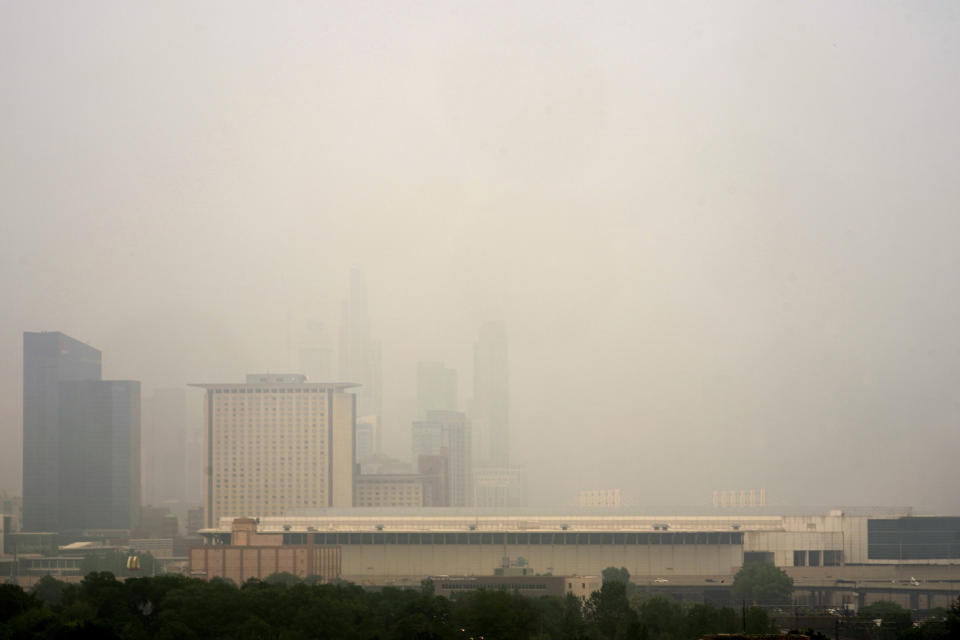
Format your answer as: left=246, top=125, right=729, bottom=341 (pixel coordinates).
left=339, top=266, right=382, bottom=450
left=472, top=321, right=509, bottom=467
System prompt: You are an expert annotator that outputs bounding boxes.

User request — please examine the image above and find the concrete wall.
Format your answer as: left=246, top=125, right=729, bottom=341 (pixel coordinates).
left=338, top=543, right=743, bottom=582
left=331, top=391, right=354, bottom=508
left=842, top=517, right=870, bottom=564
left=744, top=531, right=844, bottom=567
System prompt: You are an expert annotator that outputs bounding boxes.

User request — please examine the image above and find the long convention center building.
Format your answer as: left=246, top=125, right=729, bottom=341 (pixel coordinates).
left=193, top=508, right=960, bottom=608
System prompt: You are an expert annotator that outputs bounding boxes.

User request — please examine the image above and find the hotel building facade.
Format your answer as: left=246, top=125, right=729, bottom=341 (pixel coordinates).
left=192, top=374, right=356, bottom=528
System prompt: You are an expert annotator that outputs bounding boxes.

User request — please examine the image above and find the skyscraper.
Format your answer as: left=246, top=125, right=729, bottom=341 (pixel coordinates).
left=411, top=410, right=472, bottom=507
left=192, top=374, right=357, bottom=528
left=472, top=322, right=509, bottom=467
left=184, top=390, right=204, bottom=506
left=416, top=361, right=458, bottom=418
left=299, top=319, right=334, bottom=382
left=355, top=417, right=376, bottom=460
left=339, top=266, right=382, bottom=451
left=57, top=380, right=140, bottom=533
left=473, top=466, right=526, bottom=508
left=23, top=332, right=102, bottom=532
left=22, top=332, right=140, bottom=535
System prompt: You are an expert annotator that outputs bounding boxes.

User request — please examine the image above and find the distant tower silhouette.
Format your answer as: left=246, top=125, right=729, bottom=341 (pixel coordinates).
left=339, top=267, right=382, bottom=451
left=472, top=322, right=509, bottom=467
left=417, top=361, right=458, bottom=418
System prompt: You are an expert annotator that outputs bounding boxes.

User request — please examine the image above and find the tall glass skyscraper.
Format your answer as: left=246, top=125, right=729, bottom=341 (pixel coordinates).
left=22, top=332, right=140, bottom=536
left=22, top=332, right=102, bottom=532
left=57, top=379, right=140, bottom=533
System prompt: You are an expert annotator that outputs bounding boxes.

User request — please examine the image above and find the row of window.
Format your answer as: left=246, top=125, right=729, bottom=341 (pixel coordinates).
left=217, top=403, right=322, bottom=407
left=792, top=550, right=843, bottom=566
left=439, top=583, right=548, bottom=591
left=281, top=531, right=746, bottom=546
left=867, top=518, right=960, bottom=560
left=213, top=388, right=329, bottom=393
left=215, top=418, right=322, bottom=423
left=868, top=544, right=960, bottom=560
left=214, top=415, right=322, bottom=420
left=215, top=419, right=324, bottom=423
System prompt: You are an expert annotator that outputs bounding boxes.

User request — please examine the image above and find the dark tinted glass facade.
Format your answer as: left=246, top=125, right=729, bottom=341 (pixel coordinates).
left=743, top=551, right=774, bottom=565
left=22, top=332, right=139, bottom=536
left=58, top=380, right=141, bottom=532
left=22, top=332, right=102, bottom=532
left=868, top=517, right=960, bottom=560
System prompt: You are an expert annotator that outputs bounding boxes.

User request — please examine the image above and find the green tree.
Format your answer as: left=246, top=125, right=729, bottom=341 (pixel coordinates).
left=948, top=596, right=960, bottom=638
left=30, top=575, right=68, bottom=607
left=585, top=580, right=639, bottom=639
left=451, top=589, right=538, bottom=640
left=602, top=566, right=637, bottom=600
left=368, top=586, right=453, bottom=640
left=635, top=595, right=684, bottom=640
left=262, top=571, right=302, bottom=587
left=682, top=603, right=738, bottom=639
left=0, top=583, right=41, bottom=623
left=602, top=567, right=630, bottom=585
left=859, top=600, right=912, bottom=627
left=558, top=593, right=589, bottom=640
left=2, top=605, right=62, bottom=638
left=421, top=577, right=435, bottom=597
left=731, top=561, right=793, bottom=604
left=744, top=606, right=775, bottom=634
left=859, top=599, right=913, bottom=640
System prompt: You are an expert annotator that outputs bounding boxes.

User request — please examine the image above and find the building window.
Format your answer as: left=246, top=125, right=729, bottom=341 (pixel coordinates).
left=793, top=550, right=806, bottom=567
left=808, top=550, right=821, bottom=566
left=867, top=517, right=960, bottom=560
left=743, top=551, right=773, bottom=565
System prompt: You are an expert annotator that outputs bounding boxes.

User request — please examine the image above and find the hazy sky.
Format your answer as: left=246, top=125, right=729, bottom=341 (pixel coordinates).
left=2, top=1, right=959, bottom=510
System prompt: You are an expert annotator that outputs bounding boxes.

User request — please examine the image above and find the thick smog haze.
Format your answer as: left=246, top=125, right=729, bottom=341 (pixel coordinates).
left=2, top=2, right=959, bottom=511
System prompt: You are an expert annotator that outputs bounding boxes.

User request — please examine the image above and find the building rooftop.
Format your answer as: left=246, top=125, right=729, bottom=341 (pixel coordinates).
left=205, top=513, right=786, bottom=535
left=189, top=379, right=359, bottom=391
left=193, top=506, right=951, bottom=536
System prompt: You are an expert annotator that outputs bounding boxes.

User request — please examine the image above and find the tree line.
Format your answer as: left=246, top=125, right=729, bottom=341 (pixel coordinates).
left=1, top=566, right=957, bottom=639
left=0, top=571, right=775, bottom=640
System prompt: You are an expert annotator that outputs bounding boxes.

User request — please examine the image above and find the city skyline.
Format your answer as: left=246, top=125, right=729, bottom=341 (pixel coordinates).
left=2, top=1, right=959, bottom=512
left=17, top=304, right=516, bottom=524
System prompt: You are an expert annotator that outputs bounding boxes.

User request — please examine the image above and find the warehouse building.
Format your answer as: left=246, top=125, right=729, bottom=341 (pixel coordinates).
left=193, top=510, right=960, bottom=598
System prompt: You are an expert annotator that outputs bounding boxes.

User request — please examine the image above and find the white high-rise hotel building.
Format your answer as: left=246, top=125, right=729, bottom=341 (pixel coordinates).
left=193, top=374, right=356, bottom=528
